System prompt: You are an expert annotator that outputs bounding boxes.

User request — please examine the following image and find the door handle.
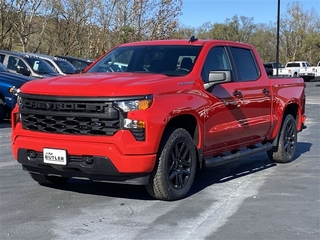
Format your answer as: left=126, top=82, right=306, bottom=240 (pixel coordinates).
left=233, top=90, right=243, bottom=98
left=262, top=89, right=270, bottom=95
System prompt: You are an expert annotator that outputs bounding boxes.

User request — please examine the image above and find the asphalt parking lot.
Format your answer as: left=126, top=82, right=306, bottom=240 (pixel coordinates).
left=0, top=81, right=319, bottom=240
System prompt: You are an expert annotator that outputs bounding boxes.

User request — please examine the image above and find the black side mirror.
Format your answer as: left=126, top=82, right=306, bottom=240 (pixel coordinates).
left=17, top=65, right=31, bottom=76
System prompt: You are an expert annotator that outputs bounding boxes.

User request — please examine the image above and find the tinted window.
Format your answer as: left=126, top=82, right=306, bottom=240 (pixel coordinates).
left=44, top=59, right=58, bottom=72
left=0, top=62, right=7, bottom=72
left=24, top=57, right=56, bottom=74
left=55, top=60, right=76, bottom=74
left=0, top=54, right=5, bottom=63
left=7, top=56, right=19, bottom=70
left=74, top=61, right=89, bottom=70
left=87, top=45, right=202, bottom=76
left=287, top=63, right=300, bottom=67
left=230, top=47, right=259, bottom=81
left=201, top=46, right=231, bottom=83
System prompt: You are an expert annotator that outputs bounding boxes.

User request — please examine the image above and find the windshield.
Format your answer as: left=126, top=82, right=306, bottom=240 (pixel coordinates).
left=87, top=45, right=202, bottom=76
left=25, top=57, right=57, bottom=74
left=54, top=60, right=76, bottom=74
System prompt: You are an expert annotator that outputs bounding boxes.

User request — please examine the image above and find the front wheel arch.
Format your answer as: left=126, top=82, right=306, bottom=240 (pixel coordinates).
left=146, top=127, right=197, bottom=200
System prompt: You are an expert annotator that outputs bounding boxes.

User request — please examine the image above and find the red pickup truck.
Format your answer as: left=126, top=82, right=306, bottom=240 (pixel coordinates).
left=11, top=38, right=306, bottom=200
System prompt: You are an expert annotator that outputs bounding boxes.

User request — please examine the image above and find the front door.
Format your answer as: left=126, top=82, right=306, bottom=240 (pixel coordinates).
left=201, top=46, right=245, bottom=156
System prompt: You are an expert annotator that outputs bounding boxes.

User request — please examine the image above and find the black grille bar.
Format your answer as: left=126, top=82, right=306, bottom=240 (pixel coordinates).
left=20, top=95, right=120, bottom=136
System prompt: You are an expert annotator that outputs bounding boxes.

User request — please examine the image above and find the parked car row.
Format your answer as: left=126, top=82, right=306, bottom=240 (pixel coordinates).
left=0, top=50, right=61, bottom=78
left=0, top=50, right=95, bottom=78
left=0, top=50, right=95, bottom=121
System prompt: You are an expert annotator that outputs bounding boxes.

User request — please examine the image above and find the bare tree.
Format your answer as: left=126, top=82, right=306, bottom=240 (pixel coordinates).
left=48, top=0, right=95, bottom=56
left=280, top=1, right=318, bottom=63
left=91, top=0, right=183, bottom=56
left=147, top=0, right=182, bottom=39
left=0, top=0, right=15, bottom=49
left=10, top=0, right=46, bottom=52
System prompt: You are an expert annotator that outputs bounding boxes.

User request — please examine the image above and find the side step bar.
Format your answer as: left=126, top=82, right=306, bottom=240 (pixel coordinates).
left=202, top=142, right=272, bottom=168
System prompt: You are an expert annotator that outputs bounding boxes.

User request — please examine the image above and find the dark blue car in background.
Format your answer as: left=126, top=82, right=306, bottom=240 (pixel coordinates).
left=0, top=62, right=34, bottom=121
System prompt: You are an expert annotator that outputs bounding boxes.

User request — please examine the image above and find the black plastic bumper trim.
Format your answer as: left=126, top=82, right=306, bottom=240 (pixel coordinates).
left=17, top=148, right=149, bottom=185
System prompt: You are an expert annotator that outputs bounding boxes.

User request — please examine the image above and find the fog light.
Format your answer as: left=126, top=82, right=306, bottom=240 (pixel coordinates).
left=123, top=119, right=145, bottom=128
left=83, top=156, right=94, bottom=164
left=27, top=151, right=37, bottom=160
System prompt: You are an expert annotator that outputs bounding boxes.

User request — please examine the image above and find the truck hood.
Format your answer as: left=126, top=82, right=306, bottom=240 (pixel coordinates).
left=20, top=72, right=177, bottom=96
left=0, top=72, right=35, bottom=88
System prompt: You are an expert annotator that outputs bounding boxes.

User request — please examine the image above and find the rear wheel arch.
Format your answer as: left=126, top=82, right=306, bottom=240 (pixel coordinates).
left=284, top=103, right=298, bottom=122
left=271, top=103, right=298, bottom=146
left=268, top=113, right=297, bottom=163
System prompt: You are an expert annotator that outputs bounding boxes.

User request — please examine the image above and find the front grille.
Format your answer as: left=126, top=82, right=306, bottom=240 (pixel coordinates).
left=19, top=94, right=120, bottom=136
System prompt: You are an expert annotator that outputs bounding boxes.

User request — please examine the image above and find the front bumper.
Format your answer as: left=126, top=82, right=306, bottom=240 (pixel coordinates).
left=12, top=132, right=157, bottom=185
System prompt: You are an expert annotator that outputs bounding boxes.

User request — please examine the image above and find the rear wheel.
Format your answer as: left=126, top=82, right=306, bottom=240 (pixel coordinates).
left=146, top=128, right=197, bottom=201
left=29, top=172, right=69, bottom=185
left=267, top=114, right=297, bottom=163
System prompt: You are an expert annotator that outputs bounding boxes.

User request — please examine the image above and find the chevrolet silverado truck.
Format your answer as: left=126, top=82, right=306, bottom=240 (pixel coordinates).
left=11, top=38, right=306, bottom=200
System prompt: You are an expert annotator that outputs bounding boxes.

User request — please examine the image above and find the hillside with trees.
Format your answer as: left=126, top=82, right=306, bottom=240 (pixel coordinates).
left=0, top=0, right=319, bottom=64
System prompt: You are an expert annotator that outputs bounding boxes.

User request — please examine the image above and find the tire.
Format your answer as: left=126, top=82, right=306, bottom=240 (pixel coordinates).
left=29, top=172, right=69, bottom=185
left=267, top=114, right=297, bottom=163
left=146, top=128, right=197, bottom=201
left=0, top=99, right=5, bottom=122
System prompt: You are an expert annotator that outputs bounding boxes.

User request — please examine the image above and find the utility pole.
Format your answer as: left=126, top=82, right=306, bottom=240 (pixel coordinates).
left=276, top=0, right=280, bottom=76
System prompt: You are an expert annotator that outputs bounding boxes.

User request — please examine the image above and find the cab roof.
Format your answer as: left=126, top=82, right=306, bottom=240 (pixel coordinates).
left=118, top=38, right=253, bottom=48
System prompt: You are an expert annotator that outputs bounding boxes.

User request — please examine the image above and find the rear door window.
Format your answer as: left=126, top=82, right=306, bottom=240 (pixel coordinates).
left=230, top=47, right=259, bottom=81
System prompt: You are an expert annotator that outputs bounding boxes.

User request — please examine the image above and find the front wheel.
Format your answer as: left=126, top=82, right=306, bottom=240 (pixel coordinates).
left=267, top=114, right=297, bottom=163
left=146, top=128, right=197, bottom=201
left=29, top=172, right=69, bottom=185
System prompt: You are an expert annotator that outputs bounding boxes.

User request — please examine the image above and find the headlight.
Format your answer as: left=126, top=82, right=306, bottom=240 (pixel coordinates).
left=9, top=86, right=20, bottom=96
left=114, top=95, right=153, bottom=112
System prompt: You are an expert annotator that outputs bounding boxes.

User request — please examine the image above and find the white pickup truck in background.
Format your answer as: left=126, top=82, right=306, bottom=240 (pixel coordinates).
left=274, top=61, right=315, bottom=82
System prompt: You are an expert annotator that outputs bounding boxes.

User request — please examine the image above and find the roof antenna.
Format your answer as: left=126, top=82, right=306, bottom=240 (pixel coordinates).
left=189, top=36, right=198, bottom=43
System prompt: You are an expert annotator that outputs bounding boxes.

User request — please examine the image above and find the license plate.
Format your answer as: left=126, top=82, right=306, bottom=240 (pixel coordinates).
left=43, top=148, right=67, bottom=165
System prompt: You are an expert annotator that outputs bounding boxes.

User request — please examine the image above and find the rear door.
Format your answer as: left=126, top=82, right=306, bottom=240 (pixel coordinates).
left=229, top=46, right=272, bottom=144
